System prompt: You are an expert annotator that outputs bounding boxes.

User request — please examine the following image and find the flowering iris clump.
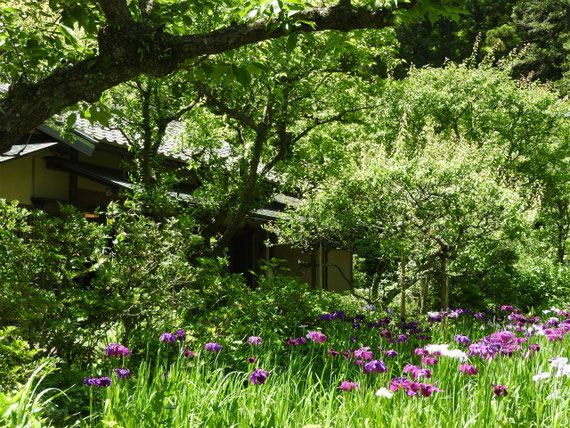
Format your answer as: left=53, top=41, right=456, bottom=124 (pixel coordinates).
left=113, top=368, right=130, bottom=380
left=248, top=336, right=262, bottom=345
left=105, top=343, right=131, bottom=358
left=250, top=369, right=269, bottom=385
left=308, top=331, right=327, bottom=343
left=340, top=381, right=359, bottom=392
left=459, top=364, right=479, bottom=375
left=160, top=333, right=177, bottom=344
left=491, top=384, right=508, bottom=397
left=204, top=342, right=222, bottom=352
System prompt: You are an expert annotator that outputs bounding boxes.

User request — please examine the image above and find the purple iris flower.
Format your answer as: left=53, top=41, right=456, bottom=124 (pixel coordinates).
left=105, top=343, right=131, bottom=358
left=250, top=369, right=269, bottom=385
left=331, top=310, right=345, bottom=320
left=349, top=336, right=358, bottom=343
left=384, top=350, right=398, bottom=358
left=363, top=359, right=388, bottom=374
left=96, top=376, right=112, bottom=387
left=419, top=382, right=444, bottom=397
left=175, top=330, right=186, bottom=341
left=328, top=348, right=339, bottom=358
left=204, top=342, right=222, bottom=352
left=113, top=368, right=130, bottom=380
left=491, top=384, right=508, bottom=397
left=248, top=336, right=262, bottom=345
left=319, top=314, right=333, bottom=321
left=455, top=334, right=471, bottom=345
left=397, top=334, right=409, bottom=343
left=184, top=349, right=195, bottom=358
left=83, top=376, right=98, bottom=386
left=160, top=333, right=177, bottom=344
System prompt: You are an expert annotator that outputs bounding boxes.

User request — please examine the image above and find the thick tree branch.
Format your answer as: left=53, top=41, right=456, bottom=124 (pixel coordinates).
left=97, top=0, right=134, bottom=26
left=0, top=1, right=417, bottom=150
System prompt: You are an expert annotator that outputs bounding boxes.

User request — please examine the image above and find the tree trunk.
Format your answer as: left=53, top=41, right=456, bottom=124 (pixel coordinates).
left=440, top=254, right=448, bottom=310
left=420, top=275, right=428, bottom=314
left=400, top=254, right=406, bottom=319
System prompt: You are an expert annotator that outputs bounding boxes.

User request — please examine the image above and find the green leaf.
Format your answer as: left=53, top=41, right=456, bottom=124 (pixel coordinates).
left=287, top=33, right=298, bottom=52
left=233, top=66, right=252, bottom=87
left=66, top=114, right=77, bottom=128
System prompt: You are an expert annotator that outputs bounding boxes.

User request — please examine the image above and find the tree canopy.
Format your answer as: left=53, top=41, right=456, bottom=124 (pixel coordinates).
left=0, top=0, right=467, bottom=149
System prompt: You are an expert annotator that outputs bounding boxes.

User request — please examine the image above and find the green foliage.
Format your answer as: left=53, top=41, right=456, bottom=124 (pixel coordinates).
left=0, top=327, right=59, bottom=394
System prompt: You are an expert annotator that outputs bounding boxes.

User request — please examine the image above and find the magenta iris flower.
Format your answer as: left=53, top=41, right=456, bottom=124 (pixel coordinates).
left=354, top=347, right=373, bottom=360
left=459, top=364, right=479, bottom=375
left=340, top=381, right=359, bottom=392
left=308, top=331, right=327, bottom=343
left=250, top=369, right=269, bottom=385
left=247, top=356, right=257, bottom=363
left=419, top=382, right=444, bottom=397
left=248, top=336, right=262, bottom=345
left=183, top=349, right=195, bottom=358
left=160, top=333, right=177, bottom=344
left=403, top=364, right=431, bottom=380
left=421, top=357, right=438, bottom=366
left=113, top=368, right=130, bottom=380
left=105, top=343, right=131, bottom=358
left=328, top=348, right=339, bottom=358
left=204, top=342, right=222, bottom=351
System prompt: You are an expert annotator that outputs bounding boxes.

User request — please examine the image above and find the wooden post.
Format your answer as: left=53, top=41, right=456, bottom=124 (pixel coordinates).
left=400, top=254, right=406, bottom=319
